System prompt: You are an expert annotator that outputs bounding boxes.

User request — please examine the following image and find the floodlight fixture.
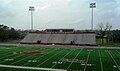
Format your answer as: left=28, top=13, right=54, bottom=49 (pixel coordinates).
left=90, top=3, right=96, bottom=30
left=29, top=6, right=35, bottom=30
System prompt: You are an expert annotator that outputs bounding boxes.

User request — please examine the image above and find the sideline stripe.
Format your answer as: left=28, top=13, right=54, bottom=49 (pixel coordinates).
left=98, top=49, right=104, bottom=71
left=0, top=64, right=66, bottom=71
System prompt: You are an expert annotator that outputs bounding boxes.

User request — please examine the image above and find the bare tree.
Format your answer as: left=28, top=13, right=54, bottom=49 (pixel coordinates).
left=97, top=22, right=112, bottom=44
left=106, top=23, right=112, bottom=43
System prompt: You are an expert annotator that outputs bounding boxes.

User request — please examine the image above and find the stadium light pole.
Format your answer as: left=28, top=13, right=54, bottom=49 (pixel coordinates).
left=90, top=3, right=96, bottom=30
left=29, top=6, right=35, bottom=31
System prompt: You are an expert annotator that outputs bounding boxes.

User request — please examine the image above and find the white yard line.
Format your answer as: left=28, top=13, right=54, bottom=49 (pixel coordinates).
left=0, top=54, right=15, bottom=60
left=0, top=64, right=66, bottom=71
left=23, top=48, right=56, bottom=66
left=0, top=47, right=32, bottom=60
left=51, top=49, right=73, bottom=68
left=108, top=52, right=120, bottom=70
left=66, top=49, right=83, bottom=70
left=36, top=49, right=64, bottom=67
left=116, top=50, right=120, bottom=55
left=0, top=55, right=23, bottom=63
left=0, top=50, right=19, bottom=60
left=11, top=55, right=33, bottom=64
left=98, top=49, right=104, bottom=71
left=84, top=51, right=90, bottom=71
left=11, top=49, right=45, bottom=65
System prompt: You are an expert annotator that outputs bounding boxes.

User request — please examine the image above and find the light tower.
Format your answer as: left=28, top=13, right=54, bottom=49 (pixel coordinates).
left=29, top=6, right=35, bottom=30
left=90, top=3, right=96, bottom=30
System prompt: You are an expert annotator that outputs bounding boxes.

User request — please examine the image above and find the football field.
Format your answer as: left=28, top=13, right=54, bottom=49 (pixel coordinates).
left=0, top=46, right=120, bottom=71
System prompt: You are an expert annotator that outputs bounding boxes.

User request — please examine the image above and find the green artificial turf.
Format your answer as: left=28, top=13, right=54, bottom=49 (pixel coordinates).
left=0, top=46, right=120, bottom=71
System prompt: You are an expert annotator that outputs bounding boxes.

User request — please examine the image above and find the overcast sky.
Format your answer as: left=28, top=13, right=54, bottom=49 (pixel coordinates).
left=0, top=0, right=120, bottom=30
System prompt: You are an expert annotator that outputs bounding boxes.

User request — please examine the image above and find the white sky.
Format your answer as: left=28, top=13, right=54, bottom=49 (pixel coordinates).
left=0, top=0, right=120, bottom=30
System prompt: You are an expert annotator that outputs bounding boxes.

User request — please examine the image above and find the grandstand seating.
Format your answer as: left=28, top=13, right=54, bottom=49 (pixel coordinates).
left=20, top=32, right=97, bottom=46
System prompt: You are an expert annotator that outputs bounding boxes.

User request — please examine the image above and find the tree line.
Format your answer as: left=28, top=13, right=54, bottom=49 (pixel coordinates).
left=110, top=29, right=120, bottom=43
left=0, top=24, right=20, bottom=41
left=96, top=22, right=120, bottom=44
left=0, top=23, right=120, bottom=44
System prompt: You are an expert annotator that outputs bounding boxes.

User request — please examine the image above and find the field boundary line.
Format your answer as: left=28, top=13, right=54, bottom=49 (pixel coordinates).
left=36, top=49, right=64, bottom=67
left=108, top=52, right=120, bottom=70
left=84, top=51, right=90, bottom=71
left=66, top=49, right=83, bottom=70
left=51, top=49, right=73, bottom=68
left=98, top=49, right=104, bottom=71
left=0, top=64, right=66, bottom=71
